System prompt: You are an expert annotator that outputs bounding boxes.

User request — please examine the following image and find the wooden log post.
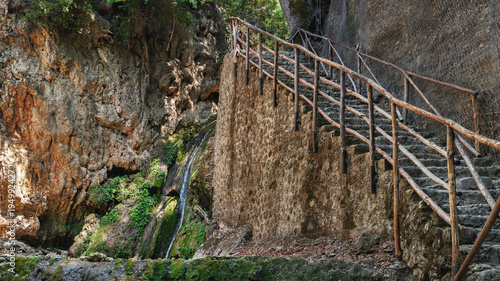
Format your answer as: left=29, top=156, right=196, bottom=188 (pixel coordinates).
left=305, top=34, right=311, bottom=64
left=454, top=196, right=500, bottom=281
left=357, top=55, right=362, bottom=94
left=328, top=44, right=333, bottom=79
left=245, top=26, right=250, bottom=85
left=368, top=85, right=377, bottom=194
left=472, top=93, right=481, bottom=154
left=294, top=48, right=300, bottom=131
left=233, top=23, right=238, bottom=78
left=273, top=40, right=279, bottom=107
left=447, top=126, right=460, bottom=278
left=229, top=21, right=233, bottom=53
left=259, top=33, right=263, bottom=95
left=313, top=60, right=319, bottom=153
left=340, top=71, right=347, bottom=173
left=391, top=102, right=402, bottom=259
left=403, top=76, right=409, bottom=124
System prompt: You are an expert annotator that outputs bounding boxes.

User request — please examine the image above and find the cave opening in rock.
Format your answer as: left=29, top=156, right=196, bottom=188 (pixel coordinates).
left=205, top=91, right=219, bottom=105
left=106, top=166, right=136, bottom=178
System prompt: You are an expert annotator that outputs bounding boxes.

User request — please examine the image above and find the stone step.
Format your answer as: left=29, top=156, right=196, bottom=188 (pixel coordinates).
left=458, top=205, right=499, bottom=218
left=460, top=244, right=500, bottom=265
left=458, top=215, right=500, bottom=230
left=401, top=166, right=488, bottom=180
left=256, top=43, right=500, bottom=276
left=418, top=188, right=500, bottom=207
left=457, top=177, right=497, bottom=191
left=466, top=263, right=500, bottom=281
left=461, top=227, right=500, bottom=245
left=399, top=157, right=448, bottom=167
left=377, top=144, right=437, bottom=155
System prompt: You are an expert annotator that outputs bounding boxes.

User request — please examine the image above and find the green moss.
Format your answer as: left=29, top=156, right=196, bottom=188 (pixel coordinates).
left=169, top=259, right=186, bottom=280
left=114, top=259, right=125, bottom=268
left=101, top=205, right=121, bottom=226
left=125, top=259, right=136, bottom=275
left=182, top=256, right=378, bottom=281
left=52, top=265, right=63, bottom=281
left=0, top=255, right=42, bottom=280
left=139, top=259, right=169, bottom=281
left=85, top=223, right=111, bottom=256
left=168, top=123, right=204, bottom=163
left=152, top=197, right=179, bottom=258
left=168, top=211, right=206, bottom=260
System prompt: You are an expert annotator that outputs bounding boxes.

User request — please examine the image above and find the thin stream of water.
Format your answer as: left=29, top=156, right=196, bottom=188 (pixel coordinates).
left=165, top=130, right=210, bottom=258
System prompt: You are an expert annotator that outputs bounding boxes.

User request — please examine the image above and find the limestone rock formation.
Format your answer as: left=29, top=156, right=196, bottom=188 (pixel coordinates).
left=0, top=2, right=225, bottom=245
left=279, top=0, right=315, bottom=37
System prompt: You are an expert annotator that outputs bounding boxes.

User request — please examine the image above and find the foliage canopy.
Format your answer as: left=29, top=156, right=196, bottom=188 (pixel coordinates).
left=214, top=0, right=289, bottom=41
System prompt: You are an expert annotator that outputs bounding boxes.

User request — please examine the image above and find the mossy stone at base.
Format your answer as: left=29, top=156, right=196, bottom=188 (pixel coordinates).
left=169, top=259, right=187, bottom=280
left=181, top=256, right=378, bottom=281
left=0, top=255, right=41, bottom=281
left=151, top=197, right=179, bottom=259
left=168, top=210, right=206, bottom=260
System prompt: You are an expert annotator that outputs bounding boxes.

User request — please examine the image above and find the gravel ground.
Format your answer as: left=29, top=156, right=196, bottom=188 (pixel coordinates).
left=233, top=235, right=419, bottom=280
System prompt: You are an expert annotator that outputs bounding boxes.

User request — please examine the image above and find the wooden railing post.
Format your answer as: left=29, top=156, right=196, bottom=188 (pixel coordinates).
left=273, top=40, right=279, bottom=107
left=245, top=26, right=250, bottom=85
left=392, top=101, right=402, bottom=259
left=229, top=20, right=233, bottom=52
left=294, top=48, right=300, bottom=131
left=259, top=33, right=263, bottom=95
left=313, top=59, right=319, bottom=153
left=447, top=126, right=460, bottom=278
left=368, top=85, right=377, bottom=194
left=340, top=71, right=347, bottom=173
left=304, top=34, right=310, bottom=63
left=357, top=55, right=362, bottom=94
left=454, top=196, right=500, bottom=281
left=328, top=44, right=333, bottom=79
left=472, top=93, right=481, bottom=154
left=233, top=23, right=238, bottom=78
left=403, top=76, right=409, bottom=124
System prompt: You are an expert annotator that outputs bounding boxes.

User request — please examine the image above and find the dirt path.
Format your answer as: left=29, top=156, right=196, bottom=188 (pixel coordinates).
left=233, top=235, right=418, bottom=280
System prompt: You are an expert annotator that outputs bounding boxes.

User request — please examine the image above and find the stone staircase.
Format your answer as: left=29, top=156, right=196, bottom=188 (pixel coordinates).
left=247, top=49, right=500, bottom=279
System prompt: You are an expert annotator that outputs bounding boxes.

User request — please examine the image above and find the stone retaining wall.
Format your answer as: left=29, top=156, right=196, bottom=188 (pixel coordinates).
left=213, top=54, right=453, bottom=277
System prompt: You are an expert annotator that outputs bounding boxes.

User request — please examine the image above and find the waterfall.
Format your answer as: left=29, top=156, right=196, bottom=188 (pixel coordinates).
left=165, top=130, right=211, bottom=259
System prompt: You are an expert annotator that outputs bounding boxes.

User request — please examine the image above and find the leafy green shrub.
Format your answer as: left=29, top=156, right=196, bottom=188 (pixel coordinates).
left=161, top=141, right=179, bottom=168
left=215, top=0, right=289, bottom=45
left=89, top=175, right=128, bottom=206
left=128, top=187, right=157, bottom=235
left=26, top=0, right=93, bottom=31
left=101, top=205, right=121, bottom=226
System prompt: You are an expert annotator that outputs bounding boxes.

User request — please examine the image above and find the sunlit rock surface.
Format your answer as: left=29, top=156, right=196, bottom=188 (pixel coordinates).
left=0, top=2, right=225, bottom=245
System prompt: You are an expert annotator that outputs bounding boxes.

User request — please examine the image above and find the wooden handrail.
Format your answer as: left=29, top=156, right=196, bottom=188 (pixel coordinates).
left=229, top=19, right=498, bottom=279
left=229, top=17, right=500, bottom=149
left=298, top=28, right=477, bottom=96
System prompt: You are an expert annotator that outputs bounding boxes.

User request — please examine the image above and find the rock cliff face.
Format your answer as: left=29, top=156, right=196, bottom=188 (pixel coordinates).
left=0, top=2, right=225, bottom=245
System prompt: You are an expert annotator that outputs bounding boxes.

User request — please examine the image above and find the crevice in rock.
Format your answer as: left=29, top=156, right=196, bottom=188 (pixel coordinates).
left=106, top=166, right=137, bottom=178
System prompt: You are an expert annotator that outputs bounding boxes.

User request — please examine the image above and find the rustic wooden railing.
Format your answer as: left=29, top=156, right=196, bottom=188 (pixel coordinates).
left=292, top=29, right=498, bottom=214
left=228, top=17, right=500, bottom=281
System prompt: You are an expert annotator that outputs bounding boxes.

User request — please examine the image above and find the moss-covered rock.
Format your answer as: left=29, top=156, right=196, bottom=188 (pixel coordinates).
left=168, top=210, right=207, bottom=260
left=141, top=196, right=179, bottom=259
left=170, top=256, right=378, bottom=281
left=0, top=255, right=41, bottom=281
left=0, top=254, right=383, bottom=281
